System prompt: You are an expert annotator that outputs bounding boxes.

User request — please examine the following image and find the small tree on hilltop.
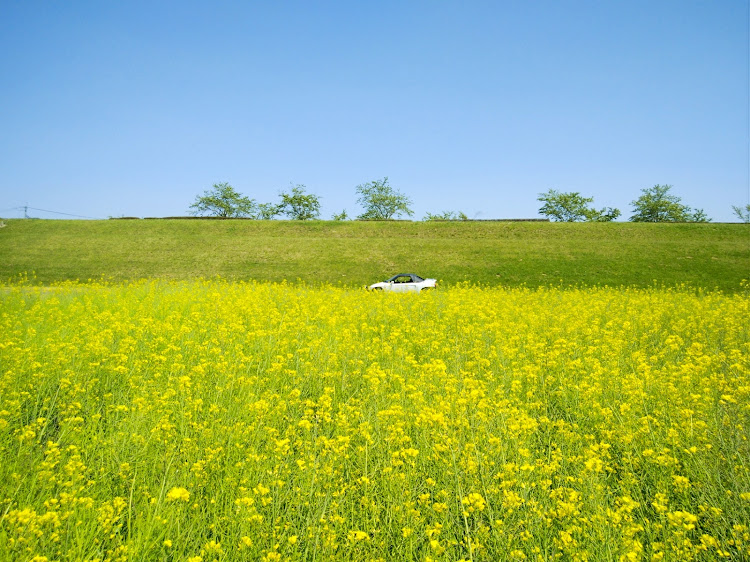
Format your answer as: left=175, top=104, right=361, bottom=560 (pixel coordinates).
left=189, top=182, right=257, bottom=217
left=630, top=184, right=709, bottom=222
left=538, top=190, right=592, bottom=222
left=356, top=177, right=413, bottom=220
left=537, top=189, right=620, bottom=222
left=589, top=207, right=622, bottom=222
left=732, top=204, right=750, bottom=223
left=423, top=211, right=468, bottom=221
left=690, top=208, right=710, bottom=223
left=256, top=202, right=280, bottom=220
left=277, top=184, right=321, bottom=220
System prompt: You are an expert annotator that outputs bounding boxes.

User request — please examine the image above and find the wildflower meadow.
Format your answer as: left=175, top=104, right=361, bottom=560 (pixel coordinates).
left=0, top=280, right=748, bottom=561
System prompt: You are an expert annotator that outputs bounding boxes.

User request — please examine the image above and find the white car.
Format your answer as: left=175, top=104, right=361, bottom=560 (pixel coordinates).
left=368, top=273, right=438, bottom=293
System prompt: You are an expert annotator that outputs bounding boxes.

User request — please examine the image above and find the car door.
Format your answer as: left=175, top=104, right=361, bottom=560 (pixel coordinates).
left=396, top=275, right=418, bottom=293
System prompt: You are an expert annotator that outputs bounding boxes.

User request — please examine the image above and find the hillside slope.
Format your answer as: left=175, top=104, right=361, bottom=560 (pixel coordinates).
left=0, top=219, right=747, bottom=290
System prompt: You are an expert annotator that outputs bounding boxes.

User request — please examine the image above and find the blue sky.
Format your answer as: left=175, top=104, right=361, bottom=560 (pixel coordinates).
left=1, top=1, right=748, bottom=221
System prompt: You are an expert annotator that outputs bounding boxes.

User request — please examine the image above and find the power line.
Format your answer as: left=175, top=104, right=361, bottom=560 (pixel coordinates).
left=24, top=206, right=102, bottom=220
left=0, top=205, right=102, bottom=219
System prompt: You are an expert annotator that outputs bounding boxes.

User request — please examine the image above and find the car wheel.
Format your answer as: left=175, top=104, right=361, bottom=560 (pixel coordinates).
left=372, top=287, right=383, bottom=291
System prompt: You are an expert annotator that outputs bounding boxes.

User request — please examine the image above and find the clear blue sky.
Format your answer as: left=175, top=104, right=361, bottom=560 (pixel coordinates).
left=1, top=1, right=748, bottom=221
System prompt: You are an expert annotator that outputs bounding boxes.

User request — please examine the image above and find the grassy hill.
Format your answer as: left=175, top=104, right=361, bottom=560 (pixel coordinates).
left=0, top=219, right=747, bottom=290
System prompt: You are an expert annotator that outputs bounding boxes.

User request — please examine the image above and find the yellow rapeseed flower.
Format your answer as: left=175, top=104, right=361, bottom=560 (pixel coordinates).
left=166, top=487, right=190, bottom=502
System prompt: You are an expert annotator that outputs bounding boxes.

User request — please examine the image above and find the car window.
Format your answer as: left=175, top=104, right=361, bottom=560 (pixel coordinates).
left=412, top=275, right=424, bottom=282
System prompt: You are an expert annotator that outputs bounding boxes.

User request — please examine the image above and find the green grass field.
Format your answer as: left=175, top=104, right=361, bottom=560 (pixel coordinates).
left=0, top=219, right=747, bottom=290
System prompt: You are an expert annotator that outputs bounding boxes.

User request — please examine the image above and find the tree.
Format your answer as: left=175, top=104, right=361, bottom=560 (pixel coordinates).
left=732, top=204, right=750, bottom=223
left=332, top=209, right=349, bottom=221
left=256, top=202, right=281, bottom=220
left=423, top=211, right=468, bottom=221
left=589, top=207, right=622, bottom=222
left=537, top=189, right=620, bottom=222
left=277, top=184, right=321, bottom=220
left=630, top=184, right=709, bottom=222
left=538, top=190, right=593, bottom=222
left=189, top=182, right=257, bottom=218
left=356, top=177, right=413, bottom=220
left=689, top=208, right=711, bottom=223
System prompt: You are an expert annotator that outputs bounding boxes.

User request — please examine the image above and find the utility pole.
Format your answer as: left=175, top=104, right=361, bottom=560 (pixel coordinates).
left=24, top=205, right=29, bottom=219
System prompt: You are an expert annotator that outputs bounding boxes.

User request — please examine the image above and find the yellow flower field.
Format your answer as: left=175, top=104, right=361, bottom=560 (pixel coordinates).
left=0, top=280, right=748, bottom=561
